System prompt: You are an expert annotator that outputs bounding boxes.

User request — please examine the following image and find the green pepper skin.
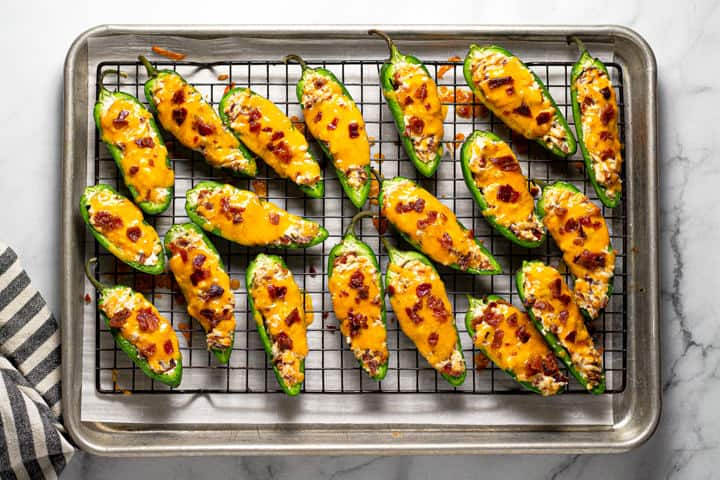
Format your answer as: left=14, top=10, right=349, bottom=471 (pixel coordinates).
left=459, top=130, right=545, bottom=249
left=385, top=246, right=466, bottom=386
left=379, top=176, right=501, bottom=275
left=463, top=45, right=577, bottom=158
left=246, top=254, right=305, bottom=396
left=515, top=261, right=605, bottom=394
left=373, top=32, right=443, bottom=177
left=141, top=65, right=257, bottom=178
left=292, top=66, right=370, bottom=207
left=79, top=184, right=165, bottom=275
left=218, top=87, right=324, bottom=199
left=94, top=80, right=173, bottom=215
left=184, top=181, right=328, bottom=249
left=327, top=233, right=388, bottom=381
left=164, top=223, right=234, bottom=364
left=570, top=47, right=622, bottom=208
left=465, top=295, right=552, bottom=395
left=535, top=181, right=614, bottom=319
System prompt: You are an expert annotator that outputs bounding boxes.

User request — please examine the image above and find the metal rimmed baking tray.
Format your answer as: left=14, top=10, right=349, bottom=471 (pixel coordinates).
left=61, top=25, right=659, bottom=455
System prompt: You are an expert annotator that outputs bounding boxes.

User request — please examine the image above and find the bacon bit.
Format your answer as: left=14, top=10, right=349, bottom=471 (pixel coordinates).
left=92, top=211, right=123, bottom=232
left=125, top=226, right=141, bottom=243
left=171, top=89, right=185, bottom=105
left=583, top=96, right=595, bottom=107
left=268, top=212, right=280, bottom=225
left=549, top=278, right=562, bottom=299
left=497, top=184, right=519, bottom=203
left=440, top=232, right=453, bottom=249
left=414, top=83, right=428, bottom=101
left=491, top=329, right=504, bottom=349
left=134, top=137, right=155, bottom=149
left=600, top=86, right=612, bottom=100
left=285, top=308, right=301, bottom=326
left=516, top=324, right=531, bottom=343
left=128, top=166, right=139, bottom=176
left=416, top=283, right=432, bottom=298
left=349, top=270, right=365, bottom=289
left=574, top=249, right=607, bottom=269
left=275, top=332, right=293, bottom=350
left=348, top=310, right=369, bottom=337
left=271, top=131, right=285, bottom=142
left=267, top=284, right=287, bottom=300
left=487, top=76, right=514, bottom=89
left=250, top=179, right=267, bottom=199
left=113, top=110, right=129, bottom=129
left=573, top=237, right=585, bottom=246
left=405, top=302, right=423, bottom=324
left=490, top=156, right=520, bottom=172
left=600, top=105, right=615, bottom=125
left=327, top=117, right=339, bottom=131
left=526, top=354, right=543, bottom=376
left=217, top=73, right=229, bottom=81
left=427, top=295, right=448, bottom=322
left=506, top=312, right=518, bottom=327
left=348, top=122, right=360, bottom=138
left=136, top=308, right=159, bottom=332
left=416, top=210, right=438, bottom=230
left=428, top=332, right=439, bottom=347
left=223, top=82, right=236, bottom=95
left=387, top=284, right=396, bottom=296
left=195, top=119, right=215, bottom=136
left=513, top=104, right=532, bottom=117
left=554, top=206, right=568, bottom=217
left=312, top=111, right=323, bottom=123
left=178, top=322, right=191, bottom=342
left=270, top=141, right=293, bottom=163
left=202, top=284, right=225, bottom=301
left=406, top=116, right=424, bottom=135
left=151, top=45, right=186, bottom=61
left=536, top=111, right=552, bottom=125
left=109, top=308, right=131, bottom=328
left=164, top=339, right=174, bottom=354
left=172, top=107, right=187, bottom=126
left=192, top=254, right=206, bottom=268
left=84, top=293, right=92, bottom=304
left=559, top=310, right=569, bottom=324
left=565, top=330, right=577, bottom=343
left=475, top=352, right=490, bottom=371
left=372, top=215, right=388, bottom=234
left=139, top=343, right=156, bottom=359
left=565, top=218, right=579, bottom=232
left=190, top=268, right=209, bottom=286
left=533, top=300, right=554, bottom=312
left=402, top=95, right=414, bottom=106
left=313, top=77, right=327, bottom=89
left=229, top=278, right=240, bottom=290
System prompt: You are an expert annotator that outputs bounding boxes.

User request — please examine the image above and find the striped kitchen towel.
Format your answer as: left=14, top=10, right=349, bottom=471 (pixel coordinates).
left=0, top=242, right=74, bottom=479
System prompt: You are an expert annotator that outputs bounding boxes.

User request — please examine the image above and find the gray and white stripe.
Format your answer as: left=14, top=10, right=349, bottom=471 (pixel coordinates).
left=0, top=243, right=74, bottom=479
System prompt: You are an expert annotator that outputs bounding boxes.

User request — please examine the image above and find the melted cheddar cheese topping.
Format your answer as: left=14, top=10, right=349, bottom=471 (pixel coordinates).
left=328, top=250, right=388, bottom=377
left=469, top=298, right=566, bottom=396
left=99, top=98, right=173, bottom=205
left=249, top=256, right=308, bottom=388
left=387, top=258, right=465, bottom=376
left=386, top=62, right=445, bottom=163
left=150, top=73, right=253, bottom=174
left=189, top=184, right=320, bottom=247
left=521, top=262, right=603, bottom=390
left=575, top=67, right=623, bottom=197
left=166, top=229, right=235, bottom=351
left=222, top=89, right=321, bottom=188
left=469, top=50, right=571, bottom=154
left=301, top=72, right=369, bottom=189
left=100, top=287, right=181, bottom=374
left=87, top=188, right=162, bottom=266
left=542, top=188, right=615, bottom=318
left=382, top=179, right=493, bottom=271
left=467, top=136, right=543, bottom=242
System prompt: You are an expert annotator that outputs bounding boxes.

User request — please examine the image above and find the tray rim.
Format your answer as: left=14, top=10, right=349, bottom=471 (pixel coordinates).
left=61, top=23, right=660, bottom=456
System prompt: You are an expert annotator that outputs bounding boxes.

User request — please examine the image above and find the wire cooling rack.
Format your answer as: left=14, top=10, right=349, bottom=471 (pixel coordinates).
left=90, top=57, right=626, bottom=395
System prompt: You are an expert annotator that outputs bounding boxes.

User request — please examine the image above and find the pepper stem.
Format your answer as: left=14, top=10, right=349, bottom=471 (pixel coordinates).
left=283, top=54, right=309, bottom=71
left=568, top=36, right=588, bottom=55
left=84, top=257, right=109, bottom=291
left=369, top=29, right=401, bottom=62
left=380, top=236, right=395, bottom=255
left=138, top=55, right=158, bottom=78
left=99, top=70, right=128, bottom=94
left=344, top=210, right=375, bottom=237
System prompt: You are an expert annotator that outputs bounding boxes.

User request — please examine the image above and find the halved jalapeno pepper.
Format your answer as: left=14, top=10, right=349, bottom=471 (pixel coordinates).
left=537, top=181, right=615, bottom=319
left=379, top=176, right=500, bottom=275
left=246, top=254, right=310, bottom=395
left=139, top=56, right=257, bottom=177
left=370, top=30, right=445, bottom=177
left=94, top=70, right=174, bottom=215
left=383, top=238, right=465, bottom=386
left=219, top=87, right=324, bottom=198
left=460, top=130, right=545, bottom=248
left=463, top=45, right=576, bottom=158
left=516, top=260, right=605, bottom=394
left=465, top=295, right=566, bottom=396
left=85, top=258, right=182, bottom=387
left=165, top=223, right=235, bottom=364
left=327, top=211, right=388, bottom=380
left=79, top=184, right=165, bottom=275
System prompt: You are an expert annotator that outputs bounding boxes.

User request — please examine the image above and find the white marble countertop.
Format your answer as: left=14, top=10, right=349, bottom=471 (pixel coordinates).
left=1, top=0, right=717, bottom=478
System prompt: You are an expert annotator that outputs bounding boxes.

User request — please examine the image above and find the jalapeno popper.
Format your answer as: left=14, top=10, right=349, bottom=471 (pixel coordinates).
left=516, top=261, right=605, bottom=393
left=247, top=254, right=310, bottom=395
left=80, top=184, right=165, bottom=275
left=94, top=70, right=174, bottom=214
left=569, top=37, right=623, bottom=207
left=369, top=30, right=445, bottom=177
left=383, top=238, right=465, bottom=386
left=164, top=223, right=235, bottom=364
left=460, top=130, right=545, bottom=248
left=85, top=258, right=182, bottom=387
left=537, top=182, right=615, bottom=319
left=463, top=45, right=576, bottom=158
left=285, top=55, right=371, bottom=207
left=219, top=87, right=324, bottom=198
left=185, top=181, right=328, bottom=249
left=328, top=212, right=388, bottom=380
left=139, top=56, right=257, bottom=177
left=379, top=177, right=500, bottom=275
left=465, top=295, right=566, bottom=396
